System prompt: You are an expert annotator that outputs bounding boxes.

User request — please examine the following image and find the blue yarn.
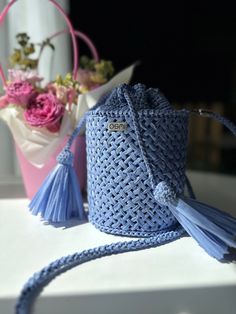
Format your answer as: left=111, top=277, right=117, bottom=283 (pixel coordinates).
left=87, top=84, right=188, bottom=237
left=119, top=87, right=236, bottom=262
left=29, top=116, right=88, bottom=223
left=154, top=181, right=177, bottom=205
left=17, top=83, right=236, bottom=313
left=153, top=181, right=236, bottom=261
left=193, top=109, right=236, bottom=136
left=29, top=149, right=86, bottom=223
left=15, top=226, right=185, bottom=314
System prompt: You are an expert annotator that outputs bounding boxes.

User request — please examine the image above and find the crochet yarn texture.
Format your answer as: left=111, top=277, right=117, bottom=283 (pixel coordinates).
left=87, top=84, right=189, bottom=236
left=16, top=84, right=189, bottom=313
left=16, top=84, right=236, bottom=313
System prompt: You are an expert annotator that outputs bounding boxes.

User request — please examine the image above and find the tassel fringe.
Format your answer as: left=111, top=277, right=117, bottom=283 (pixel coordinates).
left=29, top=150, right=86, bottom=223
left=154, top=181, right=236, bottom=262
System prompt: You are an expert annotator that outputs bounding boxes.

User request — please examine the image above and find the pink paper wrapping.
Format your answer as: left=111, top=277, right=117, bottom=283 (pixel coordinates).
left=15, top=135, right=87, bottom=199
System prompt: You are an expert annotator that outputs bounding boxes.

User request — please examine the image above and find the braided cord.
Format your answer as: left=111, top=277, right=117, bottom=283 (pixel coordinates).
left=193, top=109, right=236, bottom=136
left=123, top=90, right=156, bottom=189
left=62, top=99, right=103, bottom=153
left=64, top=114, right=87, bottom=151
left=16, top=227, right=185, bottom=314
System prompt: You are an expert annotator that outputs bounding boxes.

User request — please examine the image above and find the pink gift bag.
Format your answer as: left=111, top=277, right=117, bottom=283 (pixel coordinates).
left=0, top=1, right=101, bottom=200
left=15, top=135, right=87, bottom=199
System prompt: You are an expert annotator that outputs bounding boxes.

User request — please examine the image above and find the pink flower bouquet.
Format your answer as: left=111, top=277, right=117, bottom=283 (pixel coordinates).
left=0, top=31, right=134, bottom=198
left=0, top=32, right=134, bottom=166
left=0, top=0, right=134, bottom=199
left=0, top=0, right=134, bottom=198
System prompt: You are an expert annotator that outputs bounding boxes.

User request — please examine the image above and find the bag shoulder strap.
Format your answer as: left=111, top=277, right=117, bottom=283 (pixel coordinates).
left=16, top=86, right=236, bottom=313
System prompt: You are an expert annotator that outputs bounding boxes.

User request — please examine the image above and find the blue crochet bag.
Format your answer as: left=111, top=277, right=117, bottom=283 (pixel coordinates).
left=86, top=84, right=189, bottom=237
left=16, top=84, right=236, bottom=314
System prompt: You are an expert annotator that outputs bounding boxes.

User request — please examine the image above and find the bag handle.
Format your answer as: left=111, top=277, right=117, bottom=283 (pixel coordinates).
left=192, top=109, right=236, bottom=135
left=0, top=0, right=79, bottom=86
left=16, top=227, right=185, bottom=314
left=49, top=29, right=99, bottom=63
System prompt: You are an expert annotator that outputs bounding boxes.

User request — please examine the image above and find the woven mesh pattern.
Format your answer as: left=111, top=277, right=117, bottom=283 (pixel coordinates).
left=86, top=84, right=189, bottom=237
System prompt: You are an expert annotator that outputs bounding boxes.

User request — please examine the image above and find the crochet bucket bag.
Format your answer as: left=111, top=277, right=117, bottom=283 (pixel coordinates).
left=16, top=83, right=236, bottom=313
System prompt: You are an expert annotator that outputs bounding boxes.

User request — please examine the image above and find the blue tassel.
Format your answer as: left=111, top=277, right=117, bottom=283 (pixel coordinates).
left=29, top=149, right=86, bottom=223
left=154, top=181, right=236, bottom=261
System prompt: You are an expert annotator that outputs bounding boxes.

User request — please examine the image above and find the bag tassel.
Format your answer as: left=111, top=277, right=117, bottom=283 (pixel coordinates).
left=154, top=181, right=236, bottom=262
left=29, top=149, right=86, bottom=223
left=29, top=114, right=88, bottom=223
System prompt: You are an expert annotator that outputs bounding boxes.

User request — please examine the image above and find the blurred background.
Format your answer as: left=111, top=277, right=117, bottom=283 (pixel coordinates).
left=0, top=0, right=235, bottom=181
left=70, top=0, right=236, bottom=175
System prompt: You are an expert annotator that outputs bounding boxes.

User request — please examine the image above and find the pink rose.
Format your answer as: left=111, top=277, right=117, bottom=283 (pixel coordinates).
left=24, top=93, right=65, bottom=132
left=6, top=80, right=36, bottom=106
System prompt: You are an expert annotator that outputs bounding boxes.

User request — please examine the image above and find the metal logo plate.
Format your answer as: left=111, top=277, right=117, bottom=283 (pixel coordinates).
left=108, top=122, right=128, bottom=132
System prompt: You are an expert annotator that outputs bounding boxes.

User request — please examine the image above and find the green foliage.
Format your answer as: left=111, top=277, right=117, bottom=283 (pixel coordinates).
left=80, top=55, right=115, bottom=83
left=80, top=56, right=96, bottom=71
left=95, top=60, right=114, bottom=80
left=9, top=32, right=54, bottom=71
left=55, top=73, right=79, bottom=91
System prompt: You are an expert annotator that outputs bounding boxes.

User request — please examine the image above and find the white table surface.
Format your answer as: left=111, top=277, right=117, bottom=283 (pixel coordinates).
left=0, top=171, right=236, bottom=314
